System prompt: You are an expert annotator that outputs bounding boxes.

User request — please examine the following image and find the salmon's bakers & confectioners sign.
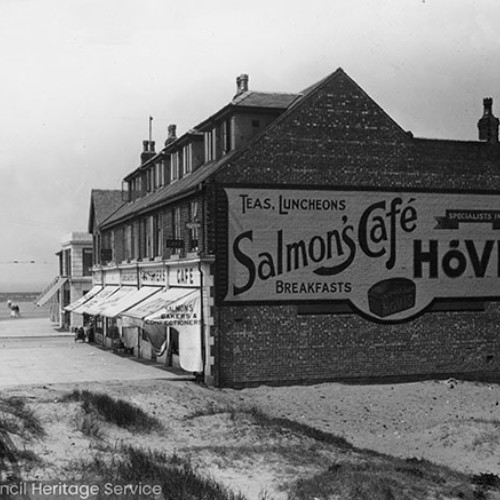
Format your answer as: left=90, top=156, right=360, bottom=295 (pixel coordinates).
left=224, top=187, right=500, bottom=322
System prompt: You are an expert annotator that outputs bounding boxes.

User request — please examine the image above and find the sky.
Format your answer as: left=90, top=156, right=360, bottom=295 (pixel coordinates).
left=0, top=0, right=499, bottom=292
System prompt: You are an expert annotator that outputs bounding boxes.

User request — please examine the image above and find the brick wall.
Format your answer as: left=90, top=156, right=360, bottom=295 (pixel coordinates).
left=209, top=69, right=500, bottom=387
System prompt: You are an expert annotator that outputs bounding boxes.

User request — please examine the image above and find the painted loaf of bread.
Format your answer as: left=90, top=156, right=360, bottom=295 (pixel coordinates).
left=368, top=278, right=416, bottom=318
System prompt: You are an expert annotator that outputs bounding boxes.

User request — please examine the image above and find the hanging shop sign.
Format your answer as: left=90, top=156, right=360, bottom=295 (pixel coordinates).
left=166, top=239, right=185, bottom=248
left=224, top=187, right=500, bottom=322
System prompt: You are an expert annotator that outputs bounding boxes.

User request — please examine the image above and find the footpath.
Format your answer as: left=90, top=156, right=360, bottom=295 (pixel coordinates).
left=0, top=317, right=192, bottom=388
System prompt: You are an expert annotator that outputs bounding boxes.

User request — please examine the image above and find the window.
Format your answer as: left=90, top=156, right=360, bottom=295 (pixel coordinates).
left=222, top=119, right=233, bottom=153
left=154, top=213, right=163, bottom=257
left=146, top=168, right=153, bottom=192
left=171, top=152, right=180, bottom=182
left=204, top=132, right=211, bottom=162
left=64, top=249, right=71, bottom=276
left=111, top=231, right=116, bottom=262
left=132, top=222, right=139, bottom=260
left=189, top=201, right=199, bottom=252
left=139, top=219, right=146, bottom=259
left=182, top=144, right=192, bottom=175
left=172, top=208, right=181, bottom=254
left=82, top=249, right=93, bottom=276
left=124, top=225, right=132, bottom=261
left=204, top=128, right=218, bottom=162
left=155, top=161, right=164, bottom=188
left=146, top=216, right=154, bottom=259
left=163, top=157, right=170, bottom=185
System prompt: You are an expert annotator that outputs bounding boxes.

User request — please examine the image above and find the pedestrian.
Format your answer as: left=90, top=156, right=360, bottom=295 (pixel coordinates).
left=8, top=301, right=21, bottom=318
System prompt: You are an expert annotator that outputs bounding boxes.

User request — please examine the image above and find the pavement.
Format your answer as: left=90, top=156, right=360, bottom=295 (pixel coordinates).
left=0, top=317, right=193, bottom=388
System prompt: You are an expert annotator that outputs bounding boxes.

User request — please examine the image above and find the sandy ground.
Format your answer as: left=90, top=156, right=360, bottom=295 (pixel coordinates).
left=2, top=376, right=500, bottom=499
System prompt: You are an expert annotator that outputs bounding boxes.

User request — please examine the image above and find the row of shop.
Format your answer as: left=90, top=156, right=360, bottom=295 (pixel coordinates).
left=65, top=261, right=208, bottom=374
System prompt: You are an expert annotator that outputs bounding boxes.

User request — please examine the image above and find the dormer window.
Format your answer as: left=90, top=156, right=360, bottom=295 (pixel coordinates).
left=222, top=118, right=233, bottom=154
left=182, top=144, right=193, bottom=176
left=204, top=128, right=218, bottom=162
left=155, top=161, right=164, bottom=189
left=146, top=168, right=153, bottom=192
left=171, top=152, right=180, bottom=182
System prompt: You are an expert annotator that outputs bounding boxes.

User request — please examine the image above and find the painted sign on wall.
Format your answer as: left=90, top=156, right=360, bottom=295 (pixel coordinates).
left=224, top=187, right=500, bottom=322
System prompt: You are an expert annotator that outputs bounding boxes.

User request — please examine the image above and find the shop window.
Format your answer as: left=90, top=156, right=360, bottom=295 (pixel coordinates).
left=169, top=328, right=179, bottom=355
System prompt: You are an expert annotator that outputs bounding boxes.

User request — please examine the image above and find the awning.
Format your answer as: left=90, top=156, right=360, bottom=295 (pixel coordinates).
left=64, top=285, right=103, bottom=312
left=99, top=286, right=161, bottom=318
left=144, top=289, right=202, bottom=372
left=144, top=290, right=200, bottom=327
left=72, top=286, right=120, bottom=315
left=120, top=287, right=196, bottom=321
left=85, top=286, right=138, bottom=317
left=35, top=277, right=68, bottom=307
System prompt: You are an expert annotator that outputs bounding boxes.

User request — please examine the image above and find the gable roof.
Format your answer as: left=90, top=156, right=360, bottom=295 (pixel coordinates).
left=100, top=68, right=500, bottom=229
left=88, top=189, right=124, bottom=233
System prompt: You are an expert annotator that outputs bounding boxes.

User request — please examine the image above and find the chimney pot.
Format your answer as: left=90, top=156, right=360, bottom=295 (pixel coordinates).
left=165, top=124, right=177, bottom=146
left=141, top=140, right=156, bottom=164
left=478, top=97, right=499, bottom=143
left=234, top=73, right=249, bottom=98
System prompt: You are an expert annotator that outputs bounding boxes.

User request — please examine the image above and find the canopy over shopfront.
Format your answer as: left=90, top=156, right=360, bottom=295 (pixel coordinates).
left=144, top=290, right=202, bottom=373
left=35, top=276, right=68, bottom=307
left=64, top=285, right=103, bottom=312
left=120, top=287, right=202, bottom=372
left=72, top=286, right=120, bottom=315
left=99, top=286, right=161, bottom=318
left=120, top=287, right=195, bottom=323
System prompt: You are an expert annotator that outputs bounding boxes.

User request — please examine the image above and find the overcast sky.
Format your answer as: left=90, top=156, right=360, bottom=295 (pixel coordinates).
left=1, top=0, right=499, bottom=292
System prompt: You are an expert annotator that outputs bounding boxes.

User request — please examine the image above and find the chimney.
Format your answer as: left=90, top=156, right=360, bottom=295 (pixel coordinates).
left=234, top=74, right=249, bottom=98
left=478, top=97, right=499, bottom=143
left=164, top=124, right=177, bottom=147
left=140, top=140, right=156, bottom=164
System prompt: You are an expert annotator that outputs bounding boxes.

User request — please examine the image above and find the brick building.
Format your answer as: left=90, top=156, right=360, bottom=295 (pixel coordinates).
left=78, top=68, right=500, bottom=387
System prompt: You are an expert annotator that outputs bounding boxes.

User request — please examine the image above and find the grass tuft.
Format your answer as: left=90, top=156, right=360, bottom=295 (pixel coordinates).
left=62, top=389, right=162, bottom=433
left=80, top=445, right=247, bottom=500
left=0, top=396, right=44, bottom=482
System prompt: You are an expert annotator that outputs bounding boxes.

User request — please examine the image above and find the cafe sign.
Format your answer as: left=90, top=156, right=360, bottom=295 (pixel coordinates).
left=224, top=187, right=500, bottom=322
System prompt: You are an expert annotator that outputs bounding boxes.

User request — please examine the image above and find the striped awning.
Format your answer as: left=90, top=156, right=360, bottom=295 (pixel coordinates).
left=35, top=276, right=68, bottom=307
left=120, top=287, right=196, bottom=321
left=64, top=285, right=103, bottom=312
left=72, top=286, right=120, bottom=315
left=99, top=286, right=161, bottom=318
